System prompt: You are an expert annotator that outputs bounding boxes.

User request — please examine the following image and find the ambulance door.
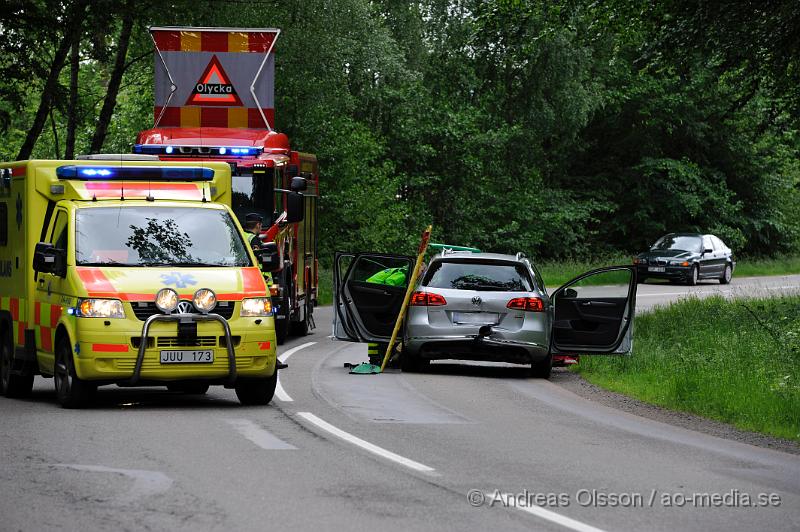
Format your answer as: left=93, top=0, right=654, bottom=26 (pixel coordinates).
left=34, top=207, right=70, bottom=373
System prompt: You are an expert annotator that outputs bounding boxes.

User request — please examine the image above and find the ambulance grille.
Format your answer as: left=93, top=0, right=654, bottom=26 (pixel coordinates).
left=157, top=336, right=217, bottom=347
left=130, top=301, right=235, bottom=321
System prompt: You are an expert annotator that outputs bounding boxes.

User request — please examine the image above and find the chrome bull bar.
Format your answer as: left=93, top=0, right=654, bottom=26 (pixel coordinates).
left=126, top=312, right=237, bottom=387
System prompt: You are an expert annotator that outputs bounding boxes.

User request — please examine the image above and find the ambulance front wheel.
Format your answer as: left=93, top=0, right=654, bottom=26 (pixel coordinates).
left=0, top=327, right=33, bottom=398
left=234, top=371, right=277, bottom=406
left=55, top=336, right=95, bottom=409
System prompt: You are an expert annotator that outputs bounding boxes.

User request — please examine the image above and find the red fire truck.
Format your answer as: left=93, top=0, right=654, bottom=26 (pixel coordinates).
left=134, top=27, right=318, bottom=344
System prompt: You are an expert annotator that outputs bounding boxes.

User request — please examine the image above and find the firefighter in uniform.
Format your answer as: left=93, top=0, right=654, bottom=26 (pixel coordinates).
left=245, top=213, right=287, bottom=369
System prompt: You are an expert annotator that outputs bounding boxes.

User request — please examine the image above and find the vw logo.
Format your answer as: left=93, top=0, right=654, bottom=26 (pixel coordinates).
left=177, top=301, right=194, bottom=314
left=471, top=296, right=482, bottom=306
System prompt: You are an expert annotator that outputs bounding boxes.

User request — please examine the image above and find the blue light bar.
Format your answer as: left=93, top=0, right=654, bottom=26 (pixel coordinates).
left=56, top=166, right=215, bottom=181
left=133, top=144, right=262, bottom=157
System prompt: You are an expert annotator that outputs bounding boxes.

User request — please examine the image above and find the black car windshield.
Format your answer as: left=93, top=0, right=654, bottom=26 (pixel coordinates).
left=651, top=235, right=702, bottom=253
left=423, top=260, right=533, bottom=291
left=76, top=206, right=251, bottom=267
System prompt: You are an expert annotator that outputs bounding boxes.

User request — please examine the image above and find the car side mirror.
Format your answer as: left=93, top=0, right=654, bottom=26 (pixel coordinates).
left=259, top=242, right=280, bottom=272
left=33, top=242, right=66, bottom=277
left=286, top=191, right=304, bottom=224
left=562, top=288, right=578, bottom=298
left=290, top=176, right=307, bottom=192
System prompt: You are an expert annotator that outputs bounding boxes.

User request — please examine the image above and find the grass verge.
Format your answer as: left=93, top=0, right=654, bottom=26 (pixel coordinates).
left=574, top=295, right=800, bottom=441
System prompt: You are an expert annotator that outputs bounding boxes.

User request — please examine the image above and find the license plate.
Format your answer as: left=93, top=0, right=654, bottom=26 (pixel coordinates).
left=160, top=350, right=214, bottom=364
left=452, top=312, right=499, bottom=325
left=648, top=266, right=665, bottom=272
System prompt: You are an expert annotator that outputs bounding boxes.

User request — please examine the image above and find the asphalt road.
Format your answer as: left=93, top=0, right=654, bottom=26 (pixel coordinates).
left=1, top=275, right=799, bottom=531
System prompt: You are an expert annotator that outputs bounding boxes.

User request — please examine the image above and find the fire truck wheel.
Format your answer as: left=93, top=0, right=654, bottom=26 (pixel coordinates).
left=290, top=298, right=310, bottom=336
left=0, top=327, right=33, bottom=398
left=275, top=270, right=292, bottom=345
left=167, top=382, right=210, bottom=394
left=234, top=372, right=277, bottom=406
left=54, top=337, right=95, bottom=409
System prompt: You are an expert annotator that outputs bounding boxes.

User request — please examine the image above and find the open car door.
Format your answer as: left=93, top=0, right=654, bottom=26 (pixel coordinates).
left=333, top=251, right=415, bottom=343
left=550, top=266, right=637, bottom=355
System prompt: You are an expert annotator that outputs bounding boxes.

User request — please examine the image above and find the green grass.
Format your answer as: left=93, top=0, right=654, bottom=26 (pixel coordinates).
left=574, top=295, right=800, bottom=441
left=317, top=267, right=333, bottom=306
left=732, top=256, right=800, bottom=277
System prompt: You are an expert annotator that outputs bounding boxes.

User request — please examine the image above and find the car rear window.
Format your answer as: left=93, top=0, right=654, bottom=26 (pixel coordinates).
left=422, top=260, right=533, bottom=291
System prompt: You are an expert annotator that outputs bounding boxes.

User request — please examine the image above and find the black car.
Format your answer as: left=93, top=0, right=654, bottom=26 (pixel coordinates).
left=634, top=233, right=735, bottom=285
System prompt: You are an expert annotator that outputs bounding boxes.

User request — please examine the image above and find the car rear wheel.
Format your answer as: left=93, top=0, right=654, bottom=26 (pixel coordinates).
left=1, top=328, right=33, bottom=398
left=720, top=264, right=732, bottom=284
left=687, top=265, right=699, bottom=286
left=54, top=336, right=95, bottom=408
left=235, top=372, right=277, bottom=405
left=530, top=354, right=552, bottom=379
left=400, top=347, right=429, bottom=372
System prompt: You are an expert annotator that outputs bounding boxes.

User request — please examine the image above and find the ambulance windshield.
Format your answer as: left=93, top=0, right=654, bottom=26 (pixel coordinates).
left=75, top=206, right=251, bottom=267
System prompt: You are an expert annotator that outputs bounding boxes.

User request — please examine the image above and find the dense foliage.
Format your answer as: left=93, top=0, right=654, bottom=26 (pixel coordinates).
left=1, top=0, right=798, bottom=263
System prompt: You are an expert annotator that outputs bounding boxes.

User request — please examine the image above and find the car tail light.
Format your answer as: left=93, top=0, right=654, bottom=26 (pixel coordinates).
left=507, top=297, right=545, bottom=312
left=681, top=261, right=689, bottom=266
left=410, top=291, right=447, bottom=306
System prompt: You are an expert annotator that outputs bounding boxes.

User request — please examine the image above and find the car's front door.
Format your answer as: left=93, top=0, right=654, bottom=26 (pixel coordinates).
left=700, top=235, right=720, bottom=278
left=333, top=251, right=415, bottom=343
left=550, top=266, right=637, bottom=355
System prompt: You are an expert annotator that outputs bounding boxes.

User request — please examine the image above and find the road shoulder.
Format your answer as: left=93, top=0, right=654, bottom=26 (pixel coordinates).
left=551, top=368, right=800, bottom=456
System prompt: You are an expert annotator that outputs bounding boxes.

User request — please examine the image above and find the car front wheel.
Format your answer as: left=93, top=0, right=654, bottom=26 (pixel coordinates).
left=235, top=372, right=277, bottom=405
left=54, top=337, right=95, bottom=408
left=687, top=265, right=699, bottom=286
left=720, top=264, right=732, bottom=284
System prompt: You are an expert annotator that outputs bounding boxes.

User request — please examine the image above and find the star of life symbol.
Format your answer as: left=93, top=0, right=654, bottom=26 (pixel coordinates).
left=186, top=55, right=243, bottom=107
left=160, top=272, right=197, bottom=289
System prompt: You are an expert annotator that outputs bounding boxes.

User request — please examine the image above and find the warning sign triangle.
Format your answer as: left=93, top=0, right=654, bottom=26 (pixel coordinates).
left=186, top=55, right=243, bottom=107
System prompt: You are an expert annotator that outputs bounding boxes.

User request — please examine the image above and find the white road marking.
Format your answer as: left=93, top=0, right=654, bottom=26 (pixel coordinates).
left=275, top=341, right=316, bottom=402
left=494, top=492, right=607, bottom=532
left=53, top=464, right=173, bottom=503
left=227, top=418, right=297, bottom=450
left=297, top=412, right=436, bottom=474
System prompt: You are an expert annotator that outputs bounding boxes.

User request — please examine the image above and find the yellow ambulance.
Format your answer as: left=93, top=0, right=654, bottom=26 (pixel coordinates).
left=0, top=158, right=287, bottom=407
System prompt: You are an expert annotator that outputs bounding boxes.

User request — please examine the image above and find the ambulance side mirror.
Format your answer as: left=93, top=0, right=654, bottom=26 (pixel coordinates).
left=259, top=242, right=280, bottom=272
left=33, top=242, right=66, bottom=277
left=286, top=192, right=304, bottom=224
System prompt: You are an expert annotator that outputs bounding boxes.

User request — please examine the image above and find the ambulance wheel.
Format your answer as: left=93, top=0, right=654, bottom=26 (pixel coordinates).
left=54, top=337, right=95, bottom=408
left=275, top=270, right=292, bottom=345
left=1, top=328, right=33, bottom=398
left=234, top=372, right=277, bottom=406
left=167, top=382, right=210, bottom=394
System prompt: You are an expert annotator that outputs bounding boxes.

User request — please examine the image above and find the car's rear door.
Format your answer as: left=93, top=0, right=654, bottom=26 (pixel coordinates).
left=549, top=266, right=637, bottom=355
left=333, top=251, right=414, bottom=343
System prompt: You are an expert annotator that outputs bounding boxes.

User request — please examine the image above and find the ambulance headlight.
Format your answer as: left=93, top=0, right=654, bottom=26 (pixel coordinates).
left=78, top=299, right=125, bottom=318
left=155, top=288, right=179, bottom=313
left=240, top=297, right=272, bottom=317
left=193, top=288, right=217, bottom=313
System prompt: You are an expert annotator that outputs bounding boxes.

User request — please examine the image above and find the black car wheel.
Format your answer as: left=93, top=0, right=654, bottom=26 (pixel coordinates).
left=400, top=347, right=429, bottom=372
left=720, top=264, right=732, bottom=285
left=1, top=328, right=33, bottom=398
left=687, top=265, right=699, bottom=286
left=235, top=372, right=277, bottom=405
left=530, top=354, right=552, bottom=379
left=54, top=336, right=95, bottom=408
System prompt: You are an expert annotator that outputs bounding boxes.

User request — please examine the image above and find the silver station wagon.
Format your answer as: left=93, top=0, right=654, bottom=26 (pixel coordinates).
left=333, top=250, right=637, bottom=378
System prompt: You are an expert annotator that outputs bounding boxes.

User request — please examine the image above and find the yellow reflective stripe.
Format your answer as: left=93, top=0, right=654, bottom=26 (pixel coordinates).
left=180, top=31, right=201, bottom=52
left=228, top=32, right=249, bottom=53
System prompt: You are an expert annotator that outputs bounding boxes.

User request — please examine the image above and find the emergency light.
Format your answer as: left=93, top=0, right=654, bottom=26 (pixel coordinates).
left=133, top=144, right=263, bottom=157
left=56, top=165, right=215, bottom=180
